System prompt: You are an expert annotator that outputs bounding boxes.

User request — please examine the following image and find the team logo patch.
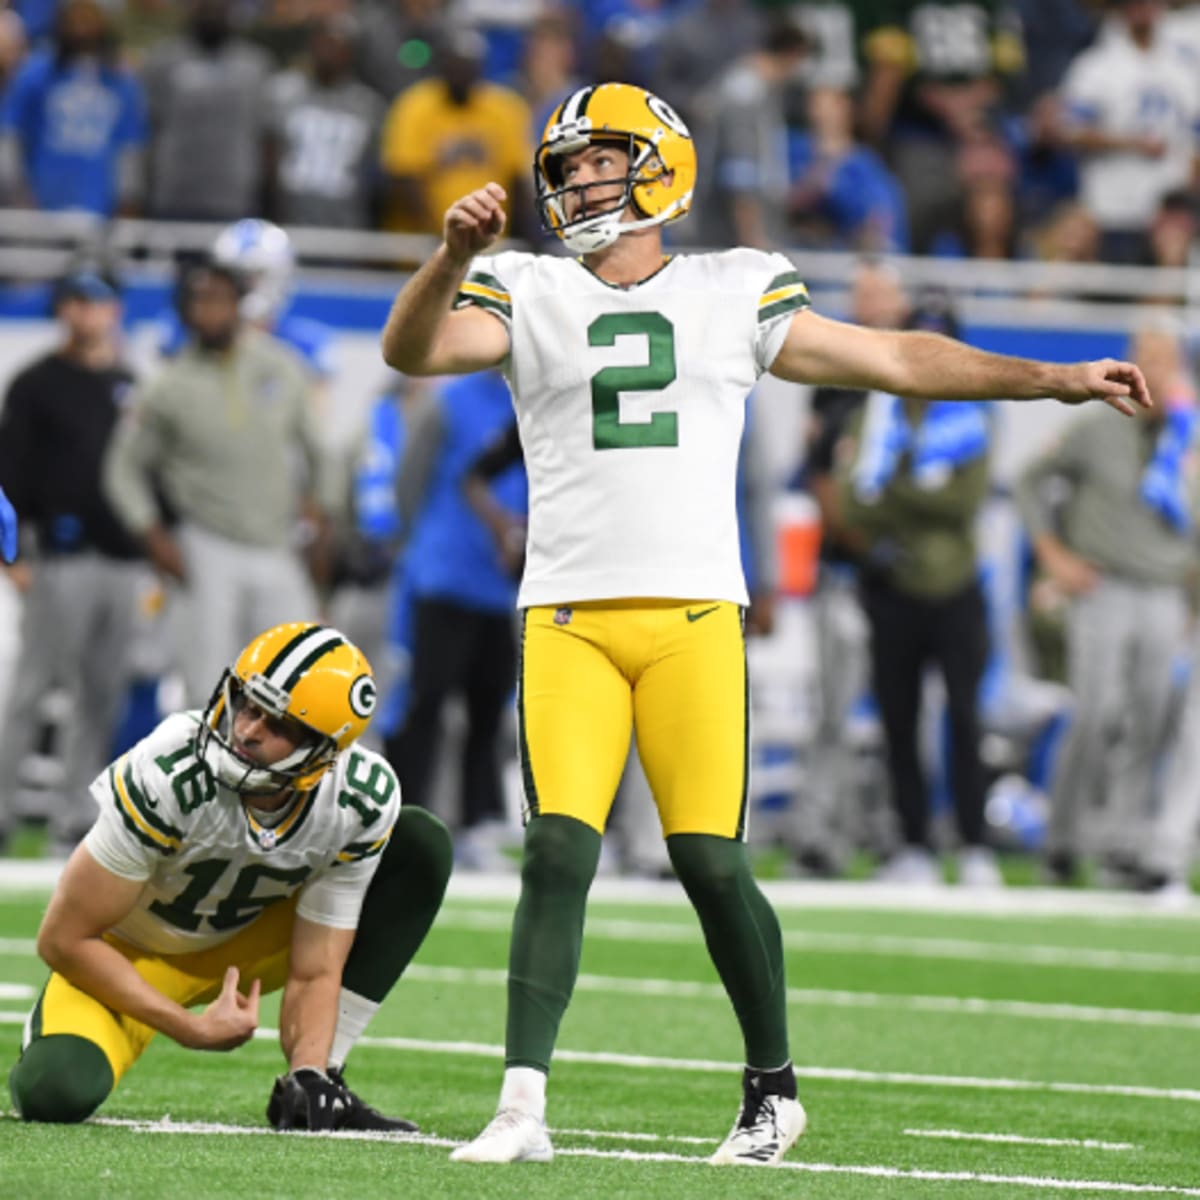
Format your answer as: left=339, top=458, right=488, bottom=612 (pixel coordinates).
left=554, top=607, right=573, bottom=626
left=349, top=674, right=377, bottom=718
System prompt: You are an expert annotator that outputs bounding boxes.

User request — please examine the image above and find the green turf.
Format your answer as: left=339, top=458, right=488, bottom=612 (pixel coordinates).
left=1, top=885, right=1198, bottom=1199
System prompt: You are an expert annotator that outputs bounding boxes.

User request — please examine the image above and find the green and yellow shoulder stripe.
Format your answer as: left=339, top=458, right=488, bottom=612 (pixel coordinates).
left=456, top=269, right=512, bottom=322
left=334, top=825, right=394, bottom=867
left=108, top=754, right=184, bottom=856
left=758, top=271, right=811, bottom=324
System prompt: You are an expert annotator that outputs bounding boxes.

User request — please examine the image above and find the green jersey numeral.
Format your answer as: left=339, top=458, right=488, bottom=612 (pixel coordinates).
left=588, top=312, right=678, bottom=450
left=336, top=750, right=395, bottom=827
left=149, top=859, right=311, bottom=933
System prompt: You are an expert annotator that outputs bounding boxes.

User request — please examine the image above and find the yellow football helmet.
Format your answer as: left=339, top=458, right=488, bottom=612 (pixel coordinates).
left=535, top=82, right=696, bottom=254
left=198, top=622, right=377, bottom=795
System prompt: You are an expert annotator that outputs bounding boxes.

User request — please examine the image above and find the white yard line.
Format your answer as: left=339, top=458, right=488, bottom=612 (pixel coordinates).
left=0, top=983, right=32, bottom=999
left=3, top=959, right=1199, bottom=1033
left=3, top=1114, right=1196, bottom=1195
left=904, top=1128, right=1137, bottom=1151
left=438, top=909, right=1200, bottom=973
left=402, top=964, right=1200, bottom=1030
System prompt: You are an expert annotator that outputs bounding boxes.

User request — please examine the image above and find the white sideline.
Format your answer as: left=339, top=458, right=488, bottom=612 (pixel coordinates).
left=1, top=1114, right=1195, bottom=1196
left=1, top=859, right=1197, bottom=919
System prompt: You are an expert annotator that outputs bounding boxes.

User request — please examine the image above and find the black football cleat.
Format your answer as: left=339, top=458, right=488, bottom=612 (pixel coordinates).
left=328, top=1067, right=419, bottom=1133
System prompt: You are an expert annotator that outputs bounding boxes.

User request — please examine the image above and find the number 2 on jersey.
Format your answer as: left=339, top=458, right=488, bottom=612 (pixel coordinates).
left=588, top=312, right=678, bottom=450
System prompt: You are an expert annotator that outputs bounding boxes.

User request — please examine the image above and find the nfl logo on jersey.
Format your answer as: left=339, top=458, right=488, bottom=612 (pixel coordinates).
left=554, top=607, right=572, bottom=626
left=257, top=827, right=278, bottom=851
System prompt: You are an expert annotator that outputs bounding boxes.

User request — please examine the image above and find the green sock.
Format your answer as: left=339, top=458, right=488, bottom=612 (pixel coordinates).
left=667, top=833, right=790, bottom=1068
left=341, top=806, right=453, bottom=1002
left=10, top=1034, right=114, bottom=1123
left=506, top=814, right=602, bottom=1072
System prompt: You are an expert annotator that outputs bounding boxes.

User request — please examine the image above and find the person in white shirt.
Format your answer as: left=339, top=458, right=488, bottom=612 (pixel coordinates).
left=1059, top=0, right=1200, bottom=262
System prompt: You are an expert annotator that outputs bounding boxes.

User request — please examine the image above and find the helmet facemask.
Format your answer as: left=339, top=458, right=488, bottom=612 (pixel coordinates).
left=198, top=670, right=338, bottom=796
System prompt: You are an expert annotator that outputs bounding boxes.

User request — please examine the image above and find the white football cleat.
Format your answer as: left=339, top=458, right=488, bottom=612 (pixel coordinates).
left=450, top=1108, right=554, bottom=1163
left=710, top=1090, right=807, bottom=1167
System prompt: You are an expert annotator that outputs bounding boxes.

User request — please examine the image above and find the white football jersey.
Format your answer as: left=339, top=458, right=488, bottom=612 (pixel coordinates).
left=84, top=713, right=400, bottom=955
left=1062, top=25, right=1200, bottom=228
left=457, top=248, right=810, bottom=607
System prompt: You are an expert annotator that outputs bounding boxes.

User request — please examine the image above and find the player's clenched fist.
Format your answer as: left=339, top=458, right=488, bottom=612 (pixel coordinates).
left=445, top=183, right=507, bottom=263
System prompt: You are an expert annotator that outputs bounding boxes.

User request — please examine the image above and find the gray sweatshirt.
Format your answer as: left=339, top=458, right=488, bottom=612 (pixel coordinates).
left=1016, top=408, right=1197, bottom=587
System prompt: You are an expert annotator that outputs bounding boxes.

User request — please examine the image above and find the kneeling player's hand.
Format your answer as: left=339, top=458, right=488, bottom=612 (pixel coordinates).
left=267, top=1067, right=346, bottom=1131
left=187, top=966, right=260, bottom=1051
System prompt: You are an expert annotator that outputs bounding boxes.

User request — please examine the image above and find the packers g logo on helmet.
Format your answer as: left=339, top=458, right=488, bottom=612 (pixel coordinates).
left=198, top=622, right=377, bottom=796
left=535, top=83, right=696, bottom=254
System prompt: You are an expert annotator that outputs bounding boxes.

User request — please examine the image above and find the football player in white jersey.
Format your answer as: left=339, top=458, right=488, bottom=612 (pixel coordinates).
left=380, top=83, right=1151, bottom=1168
left=8, top=622, right=454, bottom=1132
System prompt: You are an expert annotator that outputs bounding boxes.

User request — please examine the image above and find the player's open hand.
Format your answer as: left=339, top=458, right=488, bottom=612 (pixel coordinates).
left=189, top=966, right=261, bottom=1051
left=1058, top=359, right=1152, bottom=417
left=444, top=183, right=507, bottom=264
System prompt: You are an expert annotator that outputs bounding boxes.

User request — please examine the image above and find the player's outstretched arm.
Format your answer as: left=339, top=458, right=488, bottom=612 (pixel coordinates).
left=381, top=182, right=512, bottom=377
left=36, top=845, right=259, bottom=1051
left=771, top=311, right=1152, bottom=416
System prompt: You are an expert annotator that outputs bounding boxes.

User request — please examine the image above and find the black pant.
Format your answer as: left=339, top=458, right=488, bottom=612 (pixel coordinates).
left=860, top=575, right=990, bottom=849
left=386, top=597, right=517, bottom=829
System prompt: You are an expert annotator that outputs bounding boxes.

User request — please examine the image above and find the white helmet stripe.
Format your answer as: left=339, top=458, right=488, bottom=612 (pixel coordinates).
left=264, top=627, right=345, bottom=693
left=558, top=86, right=595, bottom=126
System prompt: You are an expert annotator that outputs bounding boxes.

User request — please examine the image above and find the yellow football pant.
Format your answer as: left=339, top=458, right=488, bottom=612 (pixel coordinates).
left=28, top=896, right=296, bottom=1083
left=519, top=599, right=748, bottom=838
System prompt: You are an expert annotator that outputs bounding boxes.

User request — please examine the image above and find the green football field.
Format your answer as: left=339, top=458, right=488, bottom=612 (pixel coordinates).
left=1, top=871, right=1198, bottom=1199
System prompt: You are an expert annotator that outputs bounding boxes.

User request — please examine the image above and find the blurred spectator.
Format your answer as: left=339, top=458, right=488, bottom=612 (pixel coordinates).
left=689, top=16, right=809, bottom=249
left=1008, top=93, right=1081, bottom=231
left=1030, top=198, right=1101, bottom=265
left=860, top=0, right=1026, bottom=254
left=835, top=294, right=999, bottom=887
left=386, top=369, right=527, bottom=869
left=452, top=0, right=546, bottom=85
left=655, top=0, right=764, bottom=129
left=791, top=0, right=867, bottom=91
left=514, top=8, right=581, bottom=139
left=102, top=259, right=333, bottom=706
left=1016, top=323, right=1197, bottom=886
left=356, top=0, right=445, bottom=100
left=1147, top=187, right=1198, bottom=269
left=0, top=7, right=26, bottom=92
left=264, top=11, right=385, bottom=229
left=930, top=135, right=1020, bottom=259
left=156, top=220, right=337, bottom=397
left=1011, top=0, right=1099, bottom=109
left=379, top=26, right=533, bottom=237
left=327, top=371, right=419, bottom=751
left=139, top=0, right=273, bottom=220
left=790, top=259, right=910, bottom=874
left=0, top=267, right=143, bottom=854
left=1058, top=0, right=1200, bottom=264
left=787, top=85, right=909, bottom=252
left=0, top=0, right=145, bottom=215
